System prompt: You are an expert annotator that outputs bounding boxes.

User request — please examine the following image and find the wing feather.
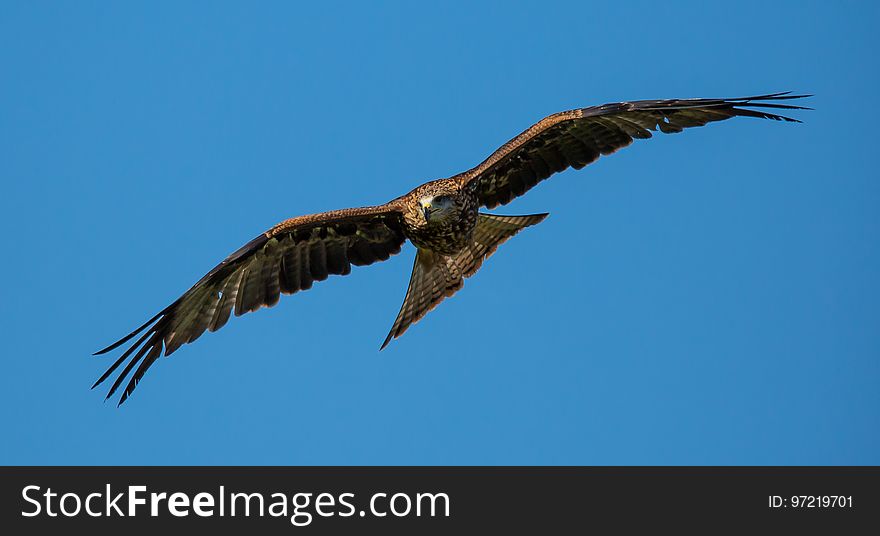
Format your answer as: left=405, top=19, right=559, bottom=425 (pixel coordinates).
left=209, top=269, right=244, bottom=332
left=309, top=239, right=329, bottom=281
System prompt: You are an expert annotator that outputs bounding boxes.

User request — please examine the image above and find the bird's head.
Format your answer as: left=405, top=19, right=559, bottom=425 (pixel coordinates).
left=419, top=194, right=456, bottom=223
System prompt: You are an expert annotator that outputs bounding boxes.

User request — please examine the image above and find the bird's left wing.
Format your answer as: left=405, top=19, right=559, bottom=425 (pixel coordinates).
left=93, top=205, right=405, bottom=405
left=459, top=92, right=810, bottom=208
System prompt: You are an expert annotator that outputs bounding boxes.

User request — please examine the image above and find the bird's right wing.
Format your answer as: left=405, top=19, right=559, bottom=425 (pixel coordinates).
left=93, top=205, right=406, bottom=405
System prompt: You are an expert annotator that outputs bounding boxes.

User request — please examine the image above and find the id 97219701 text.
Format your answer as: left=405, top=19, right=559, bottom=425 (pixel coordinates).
left=768, top=495, right=853, bottom=508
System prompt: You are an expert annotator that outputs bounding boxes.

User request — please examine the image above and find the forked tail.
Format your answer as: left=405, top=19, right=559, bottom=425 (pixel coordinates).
left=381, top=212, right=548, bottom=349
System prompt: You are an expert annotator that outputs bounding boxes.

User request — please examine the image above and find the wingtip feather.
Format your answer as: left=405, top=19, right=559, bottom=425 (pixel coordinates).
left=379, top=333, right=393, bottom=351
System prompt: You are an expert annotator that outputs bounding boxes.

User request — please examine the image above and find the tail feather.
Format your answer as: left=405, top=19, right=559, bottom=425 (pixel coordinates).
left=380, top=212, right=548, bottom=349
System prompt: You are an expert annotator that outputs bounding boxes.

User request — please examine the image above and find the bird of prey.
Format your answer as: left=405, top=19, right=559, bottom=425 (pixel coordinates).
left=93, top=92, right=809, bottom=404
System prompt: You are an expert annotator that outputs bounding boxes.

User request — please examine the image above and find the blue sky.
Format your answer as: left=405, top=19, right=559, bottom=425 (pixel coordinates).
left=1, top=1, right=877, bottom=465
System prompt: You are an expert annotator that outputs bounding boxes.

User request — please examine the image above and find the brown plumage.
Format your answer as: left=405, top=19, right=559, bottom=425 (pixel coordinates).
left=94, top=92, right=809, bottom=404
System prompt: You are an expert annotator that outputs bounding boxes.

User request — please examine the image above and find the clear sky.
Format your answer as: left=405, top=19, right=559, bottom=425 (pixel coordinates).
left=1, top=1, right=877, bottom=465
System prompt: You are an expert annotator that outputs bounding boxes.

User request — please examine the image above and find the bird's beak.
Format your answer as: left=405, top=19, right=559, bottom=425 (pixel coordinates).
left=422, top=202, right=432, bottom=221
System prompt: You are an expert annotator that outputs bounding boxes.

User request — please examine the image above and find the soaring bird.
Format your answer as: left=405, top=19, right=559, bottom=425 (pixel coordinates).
left=94, top=92, right=809, bottom=404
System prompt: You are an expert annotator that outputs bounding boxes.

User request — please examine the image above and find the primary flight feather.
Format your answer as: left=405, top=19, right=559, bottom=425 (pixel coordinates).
left=94, top=92, right=810, bottom=405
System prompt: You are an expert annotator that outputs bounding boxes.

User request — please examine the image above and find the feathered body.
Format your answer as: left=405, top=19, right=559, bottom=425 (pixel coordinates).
left=399, top=180, right=480, bottom=255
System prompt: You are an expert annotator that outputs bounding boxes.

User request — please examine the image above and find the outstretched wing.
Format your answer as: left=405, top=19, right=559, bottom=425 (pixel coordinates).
left=93, top=205, right=406, bottom=405
left=460, top=92, right=810, bottom=208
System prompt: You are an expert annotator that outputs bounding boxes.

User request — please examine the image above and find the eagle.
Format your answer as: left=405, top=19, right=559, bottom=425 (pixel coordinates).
left=93, top=92, right=809, bottom=405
